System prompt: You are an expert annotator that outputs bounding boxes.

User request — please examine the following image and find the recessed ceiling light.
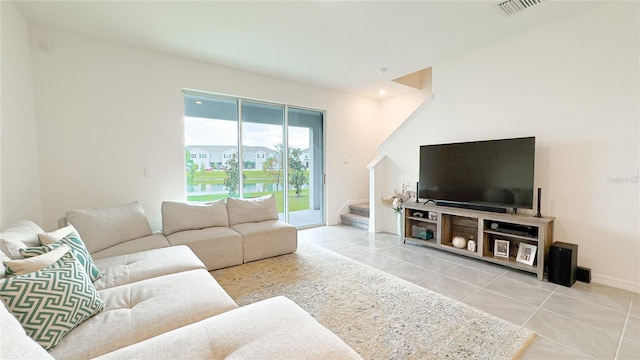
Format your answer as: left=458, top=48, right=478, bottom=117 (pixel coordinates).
left=379, top=89, right=387, bottom=96
left=195, top=100, right=203, bottom=105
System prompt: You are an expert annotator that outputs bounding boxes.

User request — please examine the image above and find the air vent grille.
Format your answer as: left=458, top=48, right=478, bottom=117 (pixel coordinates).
left=498, top=0, right=543, bottom=16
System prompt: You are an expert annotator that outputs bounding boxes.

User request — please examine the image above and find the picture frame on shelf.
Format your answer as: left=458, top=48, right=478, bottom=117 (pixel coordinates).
left=494, top=239, right=509, bottom=258
left=516, top=243, right=537, bottom=265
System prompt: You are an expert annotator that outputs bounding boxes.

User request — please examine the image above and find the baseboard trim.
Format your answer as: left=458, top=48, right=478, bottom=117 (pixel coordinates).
left=591, top=273, right=640, bottom=294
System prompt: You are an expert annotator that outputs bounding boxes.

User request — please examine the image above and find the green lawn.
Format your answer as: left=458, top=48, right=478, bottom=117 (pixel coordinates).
left=187, top=169, right=311, bottom=211
left=187, top=189, right=310, bottom=212
left=191, top=169, right=308, bottom=185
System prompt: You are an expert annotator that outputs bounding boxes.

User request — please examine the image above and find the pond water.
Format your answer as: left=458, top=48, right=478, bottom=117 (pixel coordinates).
left=187, top=182, right=306, bottom=195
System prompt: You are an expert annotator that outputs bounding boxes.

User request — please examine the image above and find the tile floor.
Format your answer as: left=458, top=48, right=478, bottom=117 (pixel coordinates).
left=299, top=225, right=640, bottom=360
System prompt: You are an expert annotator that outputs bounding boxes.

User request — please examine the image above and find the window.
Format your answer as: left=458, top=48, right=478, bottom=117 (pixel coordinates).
left=183, top=91, right=324, bottom=227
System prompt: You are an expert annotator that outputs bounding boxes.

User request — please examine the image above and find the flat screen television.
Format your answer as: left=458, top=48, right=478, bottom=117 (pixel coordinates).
left=419, top=136, right=535, bottom=213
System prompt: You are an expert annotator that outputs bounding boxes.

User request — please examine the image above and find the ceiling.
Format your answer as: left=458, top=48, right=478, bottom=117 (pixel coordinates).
left=14, top=0, right=603, bottom=99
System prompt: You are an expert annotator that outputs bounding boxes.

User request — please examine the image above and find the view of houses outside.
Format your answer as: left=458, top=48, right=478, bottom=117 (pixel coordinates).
left=186, top=145, right=309, bottom=172
left=183, top=93, right=323, bottom=227
left=184, top=117, right=311, bottom=213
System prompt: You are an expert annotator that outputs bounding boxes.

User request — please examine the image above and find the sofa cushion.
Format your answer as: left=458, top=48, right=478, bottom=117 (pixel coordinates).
left=231, top=220, right=298, bottom=263
left=50, top=269, right=238, bottom=359
left=65, top=201, right=153, bottom=253
left=162, top=199, right=229, bottom=235
left=27, top=226, right=103, bottom=281
left=92, top=245, right=206, bottom=290
left=95, top=296, right=362, bottom=360
left=226, top=195, right=279, bottom=226
left=0, top=250, right=105, bottom=350
left=1, top=302, right=55, bottom=359
left=5, top=244, right=70, bottom=276
left=0, top=220, right=44, bottom=259
left=166, top=227, right=243, bottom=270
left=90, top=233, right=170, bottom=260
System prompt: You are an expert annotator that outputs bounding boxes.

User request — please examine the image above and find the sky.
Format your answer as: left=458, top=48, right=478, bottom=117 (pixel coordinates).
left=184, top=117, right=309, bottom=150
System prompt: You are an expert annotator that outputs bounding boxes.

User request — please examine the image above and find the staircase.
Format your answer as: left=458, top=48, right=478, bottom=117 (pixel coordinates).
left=340, top=202, right=369, bottom=230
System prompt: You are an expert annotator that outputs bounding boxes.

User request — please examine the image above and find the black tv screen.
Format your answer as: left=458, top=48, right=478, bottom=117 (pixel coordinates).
left=419, top=137, right=535, bottom=211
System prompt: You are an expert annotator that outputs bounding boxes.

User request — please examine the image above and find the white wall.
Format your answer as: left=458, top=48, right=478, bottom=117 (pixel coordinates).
left=27, top=24, right=380, bottom=231
left=378, top=2, right=640, bottom=292
left=370, top=88, right=432, bottom=231
left=0, top=1, right=43, bottom=228
left=379, top=87, right=432, bottom=143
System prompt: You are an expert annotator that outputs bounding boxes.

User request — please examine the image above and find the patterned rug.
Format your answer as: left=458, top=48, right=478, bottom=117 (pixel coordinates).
left=211, top=241, right=535, bottom=360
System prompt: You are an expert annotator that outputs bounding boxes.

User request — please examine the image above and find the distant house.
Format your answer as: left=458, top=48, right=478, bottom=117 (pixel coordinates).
left=186, top=145, right=310, bottom=170
left=186, top=145, right=278, bottom=170
left=300, top=148, right=310, bottom=169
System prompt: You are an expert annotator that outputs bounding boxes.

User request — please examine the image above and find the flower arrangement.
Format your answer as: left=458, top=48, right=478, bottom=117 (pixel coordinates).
left=382, top=181, right=416, bottom=214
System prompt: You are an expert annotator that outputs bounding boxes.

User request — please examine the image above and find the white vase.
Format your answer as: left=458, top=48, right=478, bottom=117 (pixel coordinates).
left=452, top=236, right=467, bottom=249
left=397, top=213, right=403, bottom=239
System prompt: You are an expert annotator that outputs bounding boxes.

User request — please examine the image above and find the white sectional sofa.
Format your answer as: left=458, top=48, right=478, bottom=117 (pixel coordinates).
left=62, top=195, right=297, bottom=271
left=0, top=199, right=362, bottom=359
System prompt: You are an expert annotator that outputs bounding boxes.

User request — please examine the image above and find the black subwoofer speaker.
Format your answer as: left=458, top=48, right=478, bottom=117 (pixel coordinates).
left=548, top=242, right=578, bottom=287
left=576, top=266, right=591, bottom=283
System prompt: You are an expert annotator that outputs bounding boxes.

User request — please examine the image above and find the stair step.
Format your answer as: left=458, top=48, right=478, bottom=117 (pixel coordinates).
left=349, top=202, right=370, bottom=218
left=340, top=213, right=369, bottom=230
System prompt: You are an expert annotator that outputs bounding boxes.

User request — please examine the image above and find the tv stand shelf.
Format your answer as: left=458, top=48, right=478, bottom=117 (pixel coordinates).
left=403, top=203, right=554, bottom=280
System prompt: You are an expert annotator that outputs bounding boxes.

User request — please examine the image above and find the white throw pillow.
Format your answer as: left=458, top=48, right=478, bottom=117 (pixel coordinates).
left=0, top=250, right=12, bottom=279
left=4, top=245, right=70, bottom=276
left=226, top=195, right=279, bottom=226
left=161, top=200, right=229, bottom=235
left=38, top=224, right=76, bottom=244
left=0, top=221, right=45, bottom=259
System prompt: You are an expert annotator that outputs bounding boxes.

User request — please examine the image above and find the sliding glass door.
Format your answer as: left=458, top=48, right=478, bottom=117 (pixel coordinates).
left=183, top=91, right=324, bottom=227
left=288, top=108, right=323, bottom=227
left=240, top=101, right=286, bottom=218
left=183, top=95, right=238, bottom=200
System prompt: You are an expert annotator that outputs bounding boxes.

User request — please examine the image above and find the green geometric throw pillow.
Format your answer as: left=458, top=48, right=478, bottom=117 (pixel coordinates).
left=21, top=234, right=102, bottom=282
left=0, top=251, right=105, bottom=350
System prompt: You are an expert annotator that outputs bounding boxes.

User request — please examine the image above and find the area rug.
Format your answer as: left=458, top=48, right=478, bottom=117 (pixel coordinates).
left=211, top=241, right=535, bottom=360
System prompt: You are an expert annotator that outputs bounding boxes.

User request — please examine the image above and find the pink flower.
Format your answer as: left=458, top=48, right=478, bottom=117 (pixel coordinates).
left=385, top=181, right=415, bottom=214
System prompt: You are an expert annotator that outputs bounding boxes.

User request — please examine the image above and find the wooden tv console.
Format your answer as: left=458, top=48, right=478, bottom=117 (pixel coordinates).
left=403, top=202, right=554, bottom=280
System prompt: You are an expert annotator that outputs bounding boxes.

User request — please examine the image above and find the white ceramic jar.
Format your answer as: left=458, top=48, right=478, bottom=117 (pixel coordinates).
left=452, top=236, right=467, bottom=249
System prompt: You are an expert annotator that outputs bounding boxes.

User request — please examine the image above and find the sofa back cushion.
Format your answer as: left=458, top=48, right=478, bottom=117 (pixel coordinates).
left=227, top=195, right=279, bottom=226
left=162, top=200, right=229, bottom=235
left=0, top=221, right=44, bottom=260
left=65, top=202, right=153, bottom=254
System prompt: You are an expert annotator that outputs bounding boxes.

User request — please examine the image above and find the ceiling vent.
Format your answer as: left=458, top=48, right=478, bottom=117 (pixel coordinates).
left=498, top=0, right=543, bottom=16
